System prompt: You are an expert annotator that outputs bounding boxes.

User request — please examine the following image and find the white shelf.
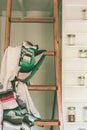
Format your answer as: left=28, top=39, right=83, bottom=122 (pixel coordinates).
left=65, top=121, right=87, bottom=125
left=64, top=85, right=87, bottom=88
left=65, top=33, right=87, bottom=35
left=63, top=70, right=87, bottom=73
left=63, top=56, right=87, bottom=59
left=64, top=43, right=87, bottom=46
left=64, top=99, right=87, bottom=103
left=65, top=4, right=87, bottom=7
left=62, top=1, right=87, bottom=130
left=64, top=101, right=87, bottom=104
left=64, top=3, right=87, bottom=6
left=63, top=57, right=87, bottom=60
left=65, top=19, right=87, bottom=23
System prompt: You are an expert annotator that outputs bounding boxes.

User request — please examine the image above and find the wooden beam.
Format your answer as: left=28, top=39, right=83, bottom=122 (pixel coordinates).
left=34, top=120, right=59, bottom=126
left=43, top=51, right=55, bottom=56
left=10, top=17, right=54, bottom=23
left=28, top=85, right=57, bottom=91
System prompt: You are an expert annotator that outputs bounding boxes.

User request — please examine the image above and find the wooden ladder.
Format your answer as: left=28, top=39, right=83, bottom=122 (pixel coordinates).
left=4, top=0, right=64, bottom=130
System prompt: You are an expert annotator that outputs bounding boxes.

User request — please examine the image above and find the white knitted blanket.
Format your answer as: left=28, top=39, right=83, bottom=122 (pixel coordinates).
left=0, top=46, right=40, bottom=130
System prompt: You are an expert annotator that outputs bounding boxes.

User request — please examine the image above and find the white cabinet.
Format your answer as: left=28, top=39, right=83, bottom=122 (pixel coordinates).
left=62, top=0, right=87, bottom=130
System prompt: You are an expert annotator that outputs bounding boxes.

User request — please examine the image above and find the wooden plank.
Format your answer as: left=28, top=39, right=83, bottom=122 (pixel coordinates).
left=28, top=85, right=57, bottom=91
left=10, top=17, right=54, bottom=23
left=43, top=51, right=55, bottom=56
left=4, top=0, right=12, bottom=50
left=34, top=120, right=59, bottom=126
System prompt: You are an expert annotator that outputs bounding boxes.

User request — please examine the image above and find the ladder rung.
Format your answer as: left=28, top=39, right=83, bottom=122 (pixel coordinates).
left=28, top=86, right=57, bottom=91
left=34, top=119, right=59, bottom=126
left=43, top=51, right=55, bottom=56
left=10, top=17, right=54, bottom=23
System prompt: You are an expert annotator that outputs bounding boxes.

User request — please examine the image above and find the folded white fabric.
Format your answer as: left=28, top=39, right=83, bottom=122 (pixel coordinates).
left=0, top=45, right=41, bottom=130
left=0, top=46, right=21, bottom=92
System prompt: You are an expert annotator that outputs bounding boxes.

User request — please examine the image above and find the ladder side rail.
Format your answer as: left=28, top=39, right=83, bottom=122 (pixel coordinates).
left=4, top=0, right=12, bottom=50
left=53, top=0, right=64, bottom=130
